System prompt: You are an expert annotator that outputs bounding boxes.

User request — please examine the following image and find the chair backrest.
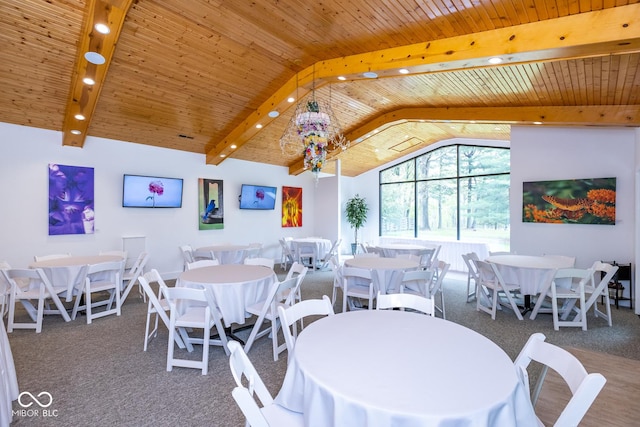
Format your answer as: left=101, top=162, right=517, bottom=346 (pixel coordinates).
left=179, top=245, right=195, bottom=264
left=137, top=269, right=171, bottom=327
left=277, top=295, right=334, bottom=355
left=227, top=340, right=274, bottom=407
left=244, top=257, right=275, bottom=269
left=514, top=333, right=606, bottom=426
left=553, top=268, right=594, bottom=291
left=375, top=291, right=435, bottom=315
left=186, top=259, right=220, bottom=270
left=34, top=253, right=71, bottom=262
left=192, top=249, right=216, bottom=261
left=285, top=262, right=308, bottom=282
left=342, top=266, right=373, bottom=285
left=429, top=260, right=450, bottom=297
left=473, top=259, right=503, bottom=286
left=588, top=261, right=619, bottom=294
left=87, top=260, right=123, bottom=283
left=399, top=269, right=433, bottom=296
left=244, top=243, right=262, bottom=259
left=462, top=252, right=480, bottom=278
left=165, top=284, right=218, bottom=320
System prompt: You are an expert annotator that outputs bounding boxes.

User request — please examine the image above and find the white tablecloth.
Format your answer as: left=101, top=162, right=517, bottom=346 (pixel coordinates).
left=29, top=255, right=123, bottom=301
left=487, top=255, right=575, bottom=295
left=275, top=310, right=536, bottom=427
left=177, top=264, right=276, bottom=327
left=373, top=243, right=433, bottom=259
left=344, top=257, right=419, bottom=293
left=196, top=245, right=249, bottom=264
left=291, top=238, right=332, bottom=261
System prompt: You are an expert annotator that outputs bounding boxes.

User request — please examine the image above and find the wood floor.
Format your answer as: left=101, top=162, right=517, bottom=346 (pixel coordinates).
left=536, top=346, right=640, bottom=426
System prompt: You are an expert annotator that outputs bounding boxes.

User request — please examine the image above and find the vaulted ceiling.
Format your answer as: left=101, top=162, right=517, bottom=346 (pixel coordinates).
left=1, top=0, right=639, bottom=177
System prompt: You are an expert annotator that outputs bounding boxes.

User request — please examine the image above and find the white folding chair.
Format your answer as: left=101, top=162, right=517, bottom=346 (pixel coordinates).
left=227, top=341, right=304, bottom=427
left=277, top=295, right=334, bottom=359
left=514, top=333, right=606, bottom=427
left=580, top=261, right=618, bottom=328
left=137, top=269, right=187, bottom=352
left=165, top=286, right=229, bottom=375
left=342, top=267, right=376, bottom=312
left=121, top=251, right=149, bottom=304
left=284, top=262, right=308, bottom=306
left=178, top=245, right=195, bottom=271
left=328, top=256, right=343, bottom=306
left=1, top=268, right=71, bottom=333
left=279, top=238, right=295, bottom=270
left=474, top=259, right=523, bottom=320
left=0, top=261, right=12, bottom=318
left=72, top=260, right=124, bottom=324
left=462, top=252, right=480, bottom=302
left=244, top=243, right=263, bottom=259
left=375, top=291, right=435, bottom=315
left=429, top=260, right=450, bottom=319
left=243, top=257, right=275, bottom=269
left=186, top=259, right=220, bottom=270
left=33, top=253, right=71, bottom=262
left=243, top=277, right=299, bottom=361
left=317, top=238, right=342, bottom=271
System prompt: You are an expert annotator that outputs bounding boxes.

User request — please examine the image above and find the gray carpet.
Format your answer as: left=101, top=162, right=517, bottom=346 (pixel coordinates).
left=7, top=267, right=640, bottom=426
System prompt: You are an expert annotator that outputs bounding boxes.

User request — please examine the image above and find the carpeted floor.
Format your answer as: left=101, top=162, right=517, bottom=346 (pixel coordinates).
left=6, top=267, right=640, bottom=426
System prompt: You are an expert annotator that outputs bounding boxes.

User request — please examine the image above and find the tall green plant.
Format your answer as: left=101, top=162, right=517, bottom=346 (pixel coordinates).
left=345, top=194, right=369, bottom=247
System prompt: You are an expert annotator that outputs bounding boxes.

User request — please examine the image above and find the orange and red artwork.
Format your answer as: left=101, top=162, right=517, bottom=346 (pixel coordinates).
left=523, top=177, right=616, bottom=225
left=282, top=186, right=302, bottom=227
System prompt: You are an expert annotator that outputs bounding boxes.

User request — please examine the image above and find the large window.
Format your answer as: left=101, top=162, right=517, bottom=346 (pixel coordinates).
left=380, top=144, right=510, bottom=250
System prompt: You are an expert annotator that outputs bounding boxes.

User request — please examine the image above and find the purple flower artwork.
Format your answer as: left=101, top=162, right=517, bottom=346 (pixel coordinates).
left=48, top=163, right=95, bottom=235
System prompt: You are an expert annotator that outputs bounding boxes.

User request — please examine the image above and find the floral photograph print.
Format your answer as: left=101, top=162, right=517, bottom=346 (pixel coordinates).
left=523, top=177, right=616, bottom=225
left=49, top=163, right=95, bottom=235
left=199, top=178, right=224, bottom=230
left=282, top=186, right=302, bottom=227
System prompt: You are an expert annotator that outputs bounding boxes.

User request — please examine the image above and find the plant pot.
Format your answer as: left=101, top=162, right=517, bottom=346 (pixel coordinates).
left=351, top=243, right=357, bottom=255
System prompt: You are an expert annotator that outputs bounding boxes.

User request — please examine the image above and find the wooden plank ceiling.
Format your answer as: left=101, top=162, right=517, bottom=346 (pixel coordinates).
left=0, top=0, right=639, bottom=177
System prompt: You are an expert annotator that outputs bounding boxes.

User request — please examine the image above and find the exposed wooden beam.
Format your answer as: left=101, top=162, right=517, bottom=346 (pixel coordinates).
left=287, top=105, right=640, bottom=175
left=209, top=3, right=640, bottom=166
left=62, top=0, right=132, bottom=148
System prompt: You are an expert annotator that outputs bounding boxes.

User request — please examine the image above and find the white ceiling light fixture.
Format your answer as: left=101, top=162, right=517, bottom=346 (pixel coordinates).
left=399, top=69, right=409, bottom=74
left=74, top=114, right=85, bottom=120
left=84, top=52, right=105, bottom=65
left=337, top=76, right=347, bottom=81
left=488, top=57, right=503, bottom=64
left=268, top=111, right=280, bottom=118
left=363, top=71, right=378, bottom=78
left=94, top=23, right=110, bottom=34
left=70, top=130, right=82, bottom=135
left=82, top=77, right=95, bottom=85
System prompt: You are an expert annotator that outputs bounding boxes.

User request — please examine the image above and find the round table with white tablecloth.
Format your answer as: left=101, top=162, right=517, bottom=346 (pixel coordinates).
left=29, top=255, right=123, bottom=301
left=275, top=310, right=537, bottom=427
left=195, top=245, right=249, bottom=264
left=177, top=264, right=276, bottom=327
left=344, top=256, right=419, bottom=293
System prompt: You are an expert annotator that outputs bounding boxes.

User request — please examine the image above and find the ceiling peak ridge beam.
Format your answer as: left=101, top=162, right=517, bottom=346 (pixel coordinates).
left=286, top=105, right=640, bottom=175
left=62, top=0, right=133, bottom=148
left=208, top=3, right=640, bottom=166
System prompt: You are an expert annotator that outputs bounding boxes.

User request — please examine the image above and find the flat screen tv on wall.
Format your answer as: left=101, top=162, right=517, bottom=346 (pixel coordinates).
left=239, top=184, right=277, bottom=210
left=122, top=174, right=184, bottom=208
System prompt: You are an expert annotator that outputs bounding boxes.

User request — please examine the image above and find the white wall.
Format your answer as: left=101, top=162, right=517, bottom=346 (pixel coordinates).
left=0, top=123, right=320, bottom=278
left=510, top=126, right=636, bottom=268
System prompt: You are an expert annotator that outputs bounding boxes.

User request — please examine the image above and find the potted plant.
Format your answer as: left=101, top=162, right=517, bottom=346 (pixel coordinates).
left=345, top=194, right=369, bottom=255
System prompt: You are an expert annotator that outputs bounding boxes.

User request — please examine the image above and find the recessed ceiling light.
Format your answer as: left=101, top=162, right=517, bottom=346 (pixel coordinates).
left=287, top=97, right=295, bottom=103
left=337, top=76, right=347, bottom=81
left=82, top=77, right=95, bottom=85
left=94, top=23, right=110, bottom=34
left=220, top=154, right=226, bottom=158
left=256, top=124, right=263, bottom=129
left=230, top=144, right=237, bottom=149
left=74, top=114, right=85, bottom=120
left=268, top=111, right=279, bottom=118
left=488, top=57, right=503, bottom=65
left=70, top=130, right=82, bottom=135
left=85, top=52, right=105, bottom=65
left=363, top=72, right=378, bottom=79
left=399, top=69, right=409, bottom=74
left=534, top=121, right=542, bottom=125
left=374, top=148, right=379, bottom=152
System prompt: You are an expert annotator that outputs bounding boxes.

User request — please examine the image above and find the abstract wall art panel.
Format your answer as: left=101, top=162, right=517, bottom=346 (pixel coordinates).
left=49, top=163, right=95, bottom=235
left=282, top=186, right=302, bottom=227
